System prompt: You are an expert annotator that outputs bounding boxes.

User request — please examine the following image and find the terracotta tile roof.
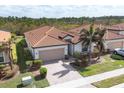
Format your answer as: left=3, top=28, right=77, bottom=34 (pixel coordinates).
left=24, top=26, right=51, bottom=47
left=34, top=35, right=67, bottom=47
left=69, top=24, right=124, bottom=41
left=24, top=26, right=68, bottom=48
left=69, top=24, right=105, bottom=34
left=107, top=23, right=124, bottom=31
left=103, top=31, right=124, bottom=40
left=0, top=30, right=11, bottom=43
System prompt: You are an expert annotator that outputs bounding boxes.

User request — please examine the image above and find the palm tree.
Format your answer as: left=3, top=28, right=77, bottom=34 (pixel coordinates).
left=80, top=24, right=106, bottom=65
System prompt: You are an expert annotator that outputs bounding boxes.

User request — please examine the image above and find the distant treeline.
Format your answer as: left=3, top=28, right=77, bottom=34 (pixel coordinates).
left=0, top=16, right=124, bottom=35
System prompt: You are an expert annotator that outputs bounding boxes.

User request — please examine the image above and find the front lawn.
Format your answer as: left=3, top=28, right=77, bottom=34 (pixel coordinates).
left=92, top=74, right=124, bottom=88
left=0, top=72, right=49, bottom=88
left=73, top=55, right=124, bottom=77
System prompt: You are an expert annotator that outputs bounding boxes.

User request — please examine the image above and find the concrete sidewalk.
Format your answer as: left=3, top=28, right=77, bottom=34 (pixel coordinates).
left=49, top=68, right=124, bottom=88
left=111, top=83, right=124, bottom=88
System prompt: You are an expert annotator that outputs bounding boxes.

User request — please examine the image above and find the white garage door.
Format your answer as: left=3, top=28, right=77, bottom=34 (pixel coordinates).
left=39, top=48, right=65, bottom=61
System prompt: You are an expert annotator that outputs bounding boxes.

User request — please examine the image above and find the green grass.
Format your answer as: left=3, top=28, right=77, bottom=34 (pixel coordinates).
left=74, top=55, right=124, bottom=77
left=92, top=74, right=124, bottom=88
left=111, top=54, right=124, bottom=60
left=0, top=72, right=49, bottom=88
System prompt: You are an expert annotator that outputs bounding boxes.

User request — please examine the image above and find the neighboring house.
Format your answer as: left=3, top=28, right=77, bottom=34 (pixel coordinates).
left=24, top=24, right=124, bottom=61
left=0, top=31, right=11, bottom=64
left=103, top=30, right=124, bottom=50
left=69, top=24, right=124, bottom=51
left=68, top=24, right=104, bottom=34
left=105, top=23, right=124, bottom=50
left=24, top=26, right=82, bottom=61
left=107, top=23, right=124, bottom=35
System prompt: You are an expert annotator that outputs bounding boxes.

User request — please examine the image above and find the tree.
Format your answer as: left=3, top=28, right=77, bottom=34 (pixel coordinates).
left=0, top=40, right=13, bottom=70
left=80, top=24, right=106, bottom=65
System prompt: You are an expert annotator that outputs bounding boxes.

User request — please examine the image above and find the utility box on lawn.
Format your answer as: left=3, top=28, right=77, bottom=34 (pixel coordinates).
left=21, top=76, right=33, bottom=86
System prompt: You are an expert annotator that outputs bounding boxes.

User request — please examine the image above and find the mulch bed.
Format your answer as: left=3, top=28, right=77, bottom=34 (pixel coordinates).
left=0, top=65, right=19, bottom=81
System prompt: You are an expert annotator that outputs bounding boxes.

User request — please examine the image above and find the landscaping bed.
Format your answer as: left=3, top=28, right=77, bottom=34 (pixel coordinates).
left=0, top=36, right=49, bottom=88
left=72, top=55, right=124, bottom=77
left=92, top=74, right=124, bottom=88
left=0, top=72, right=49, bottom=88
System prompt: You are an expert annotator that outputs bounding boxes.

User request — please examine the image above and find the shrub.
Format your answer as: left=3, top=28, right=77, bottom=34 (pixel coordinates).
left=11, top=44, right=17, bottom=64
left=24, top=48, right=33, bottom=61
left=33, top=59, right=43, bottom=66
left=20, top=38, right=26, bottom=47
left=73, top=52, right=81, bottom=59
left=26, top=60, right=33, bottom=66
left=40, top=67, right=47, bottom=78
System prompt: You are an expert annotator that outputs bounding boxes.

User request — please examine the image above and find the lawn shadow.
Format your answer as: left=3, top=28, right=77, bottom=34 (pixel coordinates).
left=29, top=66, right=39, bottom=72
left=17, top=84, right=23, bottom=88
left=34, top=74, right=44, bottom=81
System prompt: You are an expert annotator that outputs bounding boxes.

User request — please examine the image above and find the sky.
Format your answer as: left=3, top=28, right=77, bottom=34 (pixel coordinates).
left=1, top=5, right=124, bottom=18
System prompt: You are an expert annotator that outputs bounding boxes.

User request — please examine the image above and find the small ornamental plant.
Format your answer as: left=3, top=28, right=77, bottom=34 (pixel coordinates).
left=33, top=60, right=43, bottom=65
left=40, top=67, right=47, bottom=78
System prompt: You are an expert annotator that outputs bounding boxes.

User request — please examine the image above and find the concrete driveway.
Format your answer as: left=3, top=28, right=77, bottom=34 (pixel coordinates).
left=43, top=59, right=82, bottom=85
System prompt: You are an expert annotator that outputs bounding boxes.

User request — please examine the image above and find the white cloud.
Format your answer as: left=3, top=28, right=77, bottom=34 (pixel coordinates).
left=0, top=5, right=124, bottom=18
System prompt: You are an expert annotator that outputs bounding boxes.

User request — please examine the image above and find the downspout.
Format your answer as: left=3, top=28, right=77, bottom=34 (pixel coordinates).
left=73, top=44, right=74, bottom=56
left=32, top=47, right=35, bottom=60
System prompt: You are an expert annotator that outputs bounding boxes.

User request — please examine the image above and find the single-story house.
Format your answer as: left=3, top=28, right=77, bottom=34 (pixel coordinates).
left=107, top=23, right=124, bottom=35
left=24, top=24, right=124, bottom=61
left=24, top=26, right=82, bottom=61
left=69, top=24, right=124, bottom=50
left=105, top=23, right=124, bottom=50
left=104, top=30, right=124, bottom=50
left=0, top=30, right=11, bottom=64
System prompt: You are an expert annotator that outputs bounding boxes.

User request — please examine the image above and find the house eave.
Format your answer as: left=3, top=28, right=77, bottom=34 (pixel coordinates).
left=32, top=44, right=68, bottom=49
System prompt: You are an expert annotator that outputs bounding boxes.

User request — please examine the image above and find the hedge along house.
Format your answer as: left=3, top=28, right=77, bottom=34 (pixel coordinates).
left=24, top=26, right=83, bottom=61
left=0, top=31, right=11, bottom=65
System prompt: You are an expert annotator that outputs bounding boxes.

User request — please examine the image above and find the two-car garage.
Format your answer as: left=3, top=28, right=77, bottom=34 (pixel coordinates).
left=33, top=45, right=68, bottom=61
left=39, top=48, right=65, bottom=61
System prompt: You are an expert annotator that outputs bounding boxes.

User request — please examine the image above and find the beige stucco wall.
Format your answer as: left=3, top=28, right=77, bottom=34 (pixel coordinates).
left=105, top=39, right=124, bottom=50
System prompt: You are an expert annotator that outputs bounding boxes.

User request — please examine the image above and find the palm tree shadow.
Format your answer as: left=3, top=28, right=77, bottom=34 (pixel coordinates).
left=53, top=63, right=76, bottom=78
left=53, top=70, right=70, bottom=78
